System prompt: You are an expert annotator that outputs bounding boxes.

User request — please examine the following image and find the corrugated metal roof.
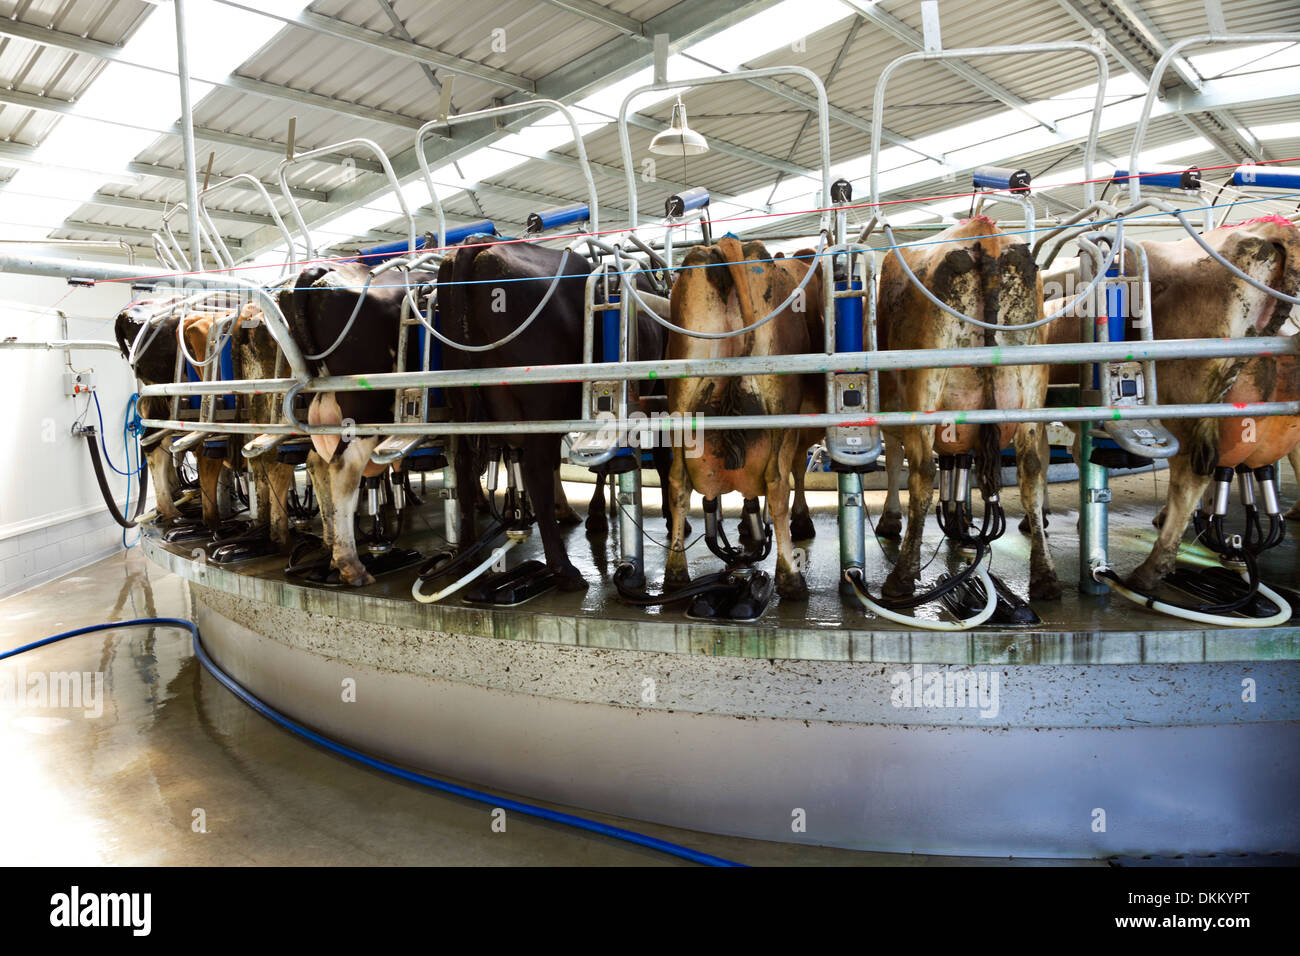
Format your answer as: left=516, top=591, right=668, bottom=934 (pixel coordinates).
left=0, top=0, right=1294, bottom=260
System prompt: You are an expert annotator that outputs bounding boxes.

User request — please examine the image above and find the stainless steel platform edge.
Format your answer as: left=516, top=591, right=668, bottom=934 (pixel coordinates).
left=142, top=533, right=1300, bottom=666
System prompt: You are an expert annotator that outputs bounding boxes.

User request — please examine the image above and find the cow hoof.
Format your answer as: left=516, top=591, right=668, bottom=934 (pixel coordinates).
left=882, top=569, right=915, bottom=600
left=1029, top=575, right=1063, bottom=601
left=789, top=513, right=816, bottom=542
left=340, top=567, right=374, bottom=588
left=876, top=511, right=903, bottom=540
left=776, top=570, right=809, bottom=601
left=556, top=510, right=582, bottom=528
left=664, top=566, right=691, bottom=592
left=585, top=514, right=609, bottom=538
left=554, top=566, right=589, bottom=591
left=1285, top=507, right=1300, bottom=522
left=1126, top=563, right=1164, bottom=594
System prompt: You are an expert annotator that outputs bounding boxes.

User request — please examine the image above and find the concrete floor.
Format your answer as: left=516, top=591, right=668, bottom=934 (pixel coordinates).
left=6, top=460, right=1295, bottom=866
left=0, top=548, right=1097, bottom=866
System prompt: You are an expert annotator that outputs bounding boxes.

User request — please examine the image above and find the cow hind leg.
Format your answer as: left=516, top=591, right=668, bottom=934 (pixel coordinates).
left=877, top=432, right=905, bottom=540
left=451, top=437, right=480, bottom=550
left=264, top=461, right=296, bottom=550
left=769, top=433, right=806, bottom=600
left=329, top=438, right=379, bottom=587
left=553, top=469, right=581, bottom=527
left=1129, top=455, right=1211, bottom=593
left=1015, top=423, right=1062, bottom=600
left=197, top=455, right=225, bottom=534
left=789, top=458, right=815, bottom=542
left=652, top=446, right=688, bottom=536
left=306, top=451, right=335, bottom=550
left=521, top=437, right=585, bottom=590
left=664, top=446, right=692, bottom=589
left=883, top=427, right=936, bottom=599
left=147, top=442, right=181, bottom=521
left=1016, top=424, right=1050, bottom=536
left=1285, top=446, right=1300, bottom=520
left=585, top=470, right=608, bottom=538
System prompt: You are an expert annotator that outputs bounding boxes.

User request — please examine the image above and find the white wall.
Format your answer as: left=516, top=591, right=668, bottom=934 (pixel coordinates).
left=0, top=271, right=141, bottom=596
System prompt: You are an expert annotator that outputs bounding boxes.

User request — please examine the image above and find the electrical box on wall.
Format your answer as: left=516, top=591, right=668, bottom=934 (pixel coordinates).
left=64, top=371, right=96, bottom=396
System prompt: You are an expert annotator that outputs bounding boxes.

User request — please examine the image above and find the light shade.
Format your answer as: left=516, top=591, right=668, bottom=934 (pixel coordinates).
left=649, top=98, right=709, bottom=156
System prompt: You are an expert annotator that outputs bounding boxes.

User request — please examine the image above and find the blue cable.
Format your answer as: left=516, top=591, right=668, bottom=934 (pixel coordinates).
left=90, top=392, right=145, bottom=548
left=1, top=617, right=743, bottom=868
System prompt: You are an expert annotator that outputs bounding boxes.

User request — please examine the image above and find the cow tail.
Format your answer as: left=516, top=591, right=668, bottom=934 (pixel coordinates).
left=975, top=243, right=1003, bottom=498
left=716, top=236, right=757, bottom=328
left=1260, top=238, right=1300, bottom=336
left=445, top=247, right=489, bottom=477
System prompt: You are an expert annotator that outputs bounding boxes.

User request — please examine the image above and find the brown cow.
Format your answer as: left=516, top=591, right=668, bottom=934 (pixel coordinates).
left=664, top=237, right=823, bottom=599
left=1122, top=215, right=1300, bottom=591
left=876, top=215, right=1060, bottom=601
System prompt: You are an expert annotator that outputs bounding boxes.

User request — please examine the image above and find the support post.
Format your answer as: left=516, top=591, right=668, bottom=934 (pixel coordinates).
left=174, top=0, right=203, bottom=274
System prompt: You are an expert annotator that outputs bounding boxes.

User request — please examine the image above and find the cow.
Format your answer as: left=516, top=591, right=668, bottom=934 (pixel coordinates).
left=1116, top=215, right=1300, bottom=592
left=114, top=298, right=187, bottom=523
left=283, top=262, right=435, bottom=586
left=876, top=215, right=1060, bottom=602
left=437, top=239, right=679, bottom=591
left=662, top=236, right=824, bottom=600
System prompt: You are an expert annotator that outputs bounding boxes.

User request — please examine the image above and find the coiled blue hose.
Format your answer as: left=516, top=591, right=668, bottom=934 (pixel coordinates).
left=1, top=617, right=743, bottom=867
left=91, top=391, right=146, bottom=548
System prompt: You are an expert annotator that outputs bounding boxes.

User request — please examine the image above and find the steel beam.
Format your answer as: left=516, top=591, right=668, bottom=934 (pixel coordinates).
left=239, top=0, right=782, bottom=255
left=57, top=220, right=244, bottom=250
left=0, top=18, right=429, bottom=131
left=537, top=0, right=646, bottom=37
left=213, top=2, right=536, bottom=93
left=839, top=0, right=1062, bottom=133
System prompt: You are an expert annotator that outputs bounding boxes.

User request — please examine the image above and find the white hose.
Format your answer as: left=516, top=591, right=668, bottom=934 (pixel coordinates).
left=1096, top=565, right=1293, bottom=628
left=406, top=248, right=574, bottom=353
left=843, top=563, right=999, bottom=631
left=620, top=233, right=827, bottom=340
left=411, top=539, right=518, bottom=604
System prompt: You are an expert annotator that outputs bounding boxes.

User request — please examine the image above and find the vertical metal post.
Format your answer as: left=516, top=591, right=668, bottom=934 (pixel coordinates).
left=174, top=0, right=203, bottom=275
left=1079, top=245, right=1111, bottom=594
left=617, top=285, right=644, bottom=586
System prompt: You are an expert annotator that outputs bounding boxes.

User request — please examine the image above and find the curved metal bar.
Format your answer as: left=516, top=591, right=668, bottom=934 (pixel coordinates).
left=277, top=138, right=416, bottom=262
left=616, top=232, right=827, bottom=340
left=872, top=43, right=1108, bottom=210
left=880, top=221, right=1121, bottom=331
left=415, top=99, right=598, bottom=249
left=406, top=247, right=575, bottom=353
left=152, top=233, right=182, bottom=272
left=618, top=66, right=833, bottom=234
left=198, top=173, right=298, bottom=271
left=1128, top=33, right=1300, bottom=206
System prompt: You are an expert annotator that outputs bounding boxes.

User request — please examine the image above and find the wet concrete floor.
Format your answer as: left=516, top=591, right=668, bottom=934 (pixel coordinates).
left=4, top=463, right=1295, bottom=865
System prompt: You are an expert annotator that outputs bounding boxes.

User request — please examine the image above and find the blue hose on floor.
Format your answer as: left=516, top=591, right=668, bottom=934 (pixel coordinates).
left=1, top=617, right=743, bottom=867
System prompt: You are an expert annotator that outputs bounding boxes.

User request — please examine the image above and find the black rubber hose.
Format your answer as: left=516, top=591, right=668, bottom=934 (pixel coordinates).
left=611, top=563, right=741, bottom=607
left=83, top=426, right=149, bottom=529
left=876, top=539, right=991, bottom=610
left=1096, top=549, right=1263, bottom=616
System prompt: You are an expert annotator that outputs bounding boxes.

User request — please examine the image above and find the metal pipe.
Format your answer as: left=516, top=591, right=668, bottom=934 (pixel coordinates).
left=618, top=66, right=832, bottom=233
left=0, top=250, right=310, bottom=380
left=1128, top=33, right=1300, bottom=206
left=137, top=334, right=1300, bottom=399
left=416, top=100, right=597, bottom=250
left=278, top=138, right=416, bottom=261
left=138, top=399, right=1300, bottom=439
left=872, top=43, right=1108, bottom=209
left=174, top=0, right=203, bottom=273
left=0, top=339, right=122, bottom=351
